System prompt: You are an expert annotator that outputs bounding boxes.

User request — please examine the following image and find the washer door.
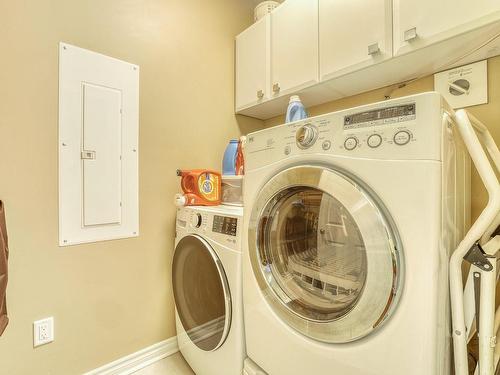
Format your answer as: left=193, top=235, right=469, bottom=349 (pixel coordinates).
left=248, top=165, right=403, bottom=343
left=172, top=234, right=231, bottom=351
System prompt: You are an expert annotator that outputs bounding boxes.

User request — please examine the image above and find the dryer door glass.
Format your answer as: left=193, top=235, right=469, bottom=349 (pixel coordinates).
left=249, top=166, right=403, bottom=343
left=172, top=235, right=231, bottom=351
left=260, top=187, right=367, bottom=321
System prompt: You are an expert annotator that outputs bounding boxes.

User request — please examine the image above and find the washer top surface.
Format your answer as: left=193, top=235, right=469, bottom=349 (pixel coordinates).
left=184, top=204, right=244, bottom=216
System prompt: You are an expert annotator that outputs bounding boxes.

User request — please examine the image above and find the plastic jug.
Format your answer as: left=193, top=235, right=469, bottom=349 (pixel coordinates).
left=175, top=169, right=222, bottom=206
left=222, top=140, right=239, bottom=175
left=285, top=95, right=308, bottom=123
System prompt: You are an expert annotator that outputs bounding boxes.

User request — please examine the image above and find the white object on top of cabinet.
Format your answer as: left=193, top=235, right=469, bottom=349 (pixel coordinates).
left=236, top=14, right=271, bottom=110
left=393, top=0, right=500, bottom=56
left=319, top=0, right=393, bottom=81
left=271, top=0, right=319, bottom=97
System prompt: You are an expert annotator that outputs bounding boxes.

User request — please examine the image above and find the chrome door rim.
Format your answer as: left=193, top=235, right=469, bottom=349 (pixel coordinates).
left=173, top=234, right=232, bottom=351
left=248, top=165, right=403, bottom=343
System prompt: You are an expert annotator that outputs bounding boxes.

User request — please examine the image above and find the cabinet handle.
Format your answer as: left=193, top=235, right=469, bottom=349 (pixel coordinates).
left=273, top=83, right=280, bottom=93
left=404, top=27, right=418, bottom=42
left=257, top=90, right=264, bottom=99
left=368, top=43, right=380, bottom=56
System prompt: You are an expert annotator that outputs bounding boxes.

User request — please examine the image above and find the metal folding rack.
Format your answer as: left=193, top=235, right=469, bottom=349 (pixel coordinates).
left=450, top=110, right=500, bottom=375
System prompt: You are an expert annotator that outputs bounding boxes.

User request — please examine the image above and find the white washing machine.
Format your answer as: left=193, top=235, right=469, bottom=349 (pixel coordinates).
left=242, top=92, right=471, bottom=375
left=173, top=205, right=245, bottom=375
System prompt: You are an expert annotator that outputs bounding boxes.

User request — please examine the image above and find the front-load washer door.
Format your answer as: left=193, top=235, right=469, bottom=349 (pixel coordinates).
left=172, top=234, right=231, bottom=351
left=248, top=165, right=403, bottom=343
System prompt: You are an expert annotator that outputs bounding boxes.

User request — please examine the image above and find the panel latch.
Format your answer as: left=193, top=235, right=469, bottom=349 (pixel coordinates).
left=81, top=150, right=96, bottom=160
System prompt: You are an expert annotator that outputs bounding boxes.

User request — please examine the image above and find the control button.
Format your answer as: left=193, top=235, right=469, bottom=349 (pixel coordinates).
left=367, top=134, right=383, bottom=148
left=393, top=130, right=411, bottom=146
left=322, top=140, right=331, bottom=150
left=284, top=145, right=291, bottom=155
left=344, top=137, right=358, bottom=151
left=190, top=213, right=202, bottom=228
left=296, top=124, right=318, bottom=149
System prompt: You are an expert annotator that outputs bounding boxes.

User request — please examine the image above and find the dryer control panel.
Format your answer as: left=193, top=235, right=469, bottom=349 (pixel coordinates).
left=245, top=92, right=450, bottom=171
left=212, top=215, right=238, bottom=236
left=175, top=207, right=243, bottom=251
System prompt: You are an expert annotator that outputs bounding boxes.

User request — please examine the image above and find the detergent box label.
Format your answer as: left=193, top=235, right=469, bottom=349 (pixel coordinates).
left=198, top=173, right=220, bottom=202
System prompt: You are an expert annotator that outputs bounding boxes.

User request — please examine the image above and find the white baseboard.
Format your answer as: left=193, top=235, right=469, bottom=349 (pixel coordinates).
left=84, top=336, right=179, bottom=375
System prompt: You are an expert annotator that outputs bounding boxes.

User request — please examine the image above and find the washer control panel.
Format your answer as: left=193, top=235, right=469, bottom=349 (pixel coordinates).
left=244, top=93, right=444, bottom=167
left=341, top=127, right=415, bottom=152
left=341, top=103, right=416, bottom=152
left=343, top=103, right=416, bottom=130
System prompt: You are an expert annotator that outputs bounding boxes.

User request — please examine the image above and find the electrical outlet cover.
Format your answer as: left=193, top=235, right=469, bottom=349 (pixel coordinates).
left=33, top=317, right=54, bottom=347
left=434, top=60, right=488, bottom=109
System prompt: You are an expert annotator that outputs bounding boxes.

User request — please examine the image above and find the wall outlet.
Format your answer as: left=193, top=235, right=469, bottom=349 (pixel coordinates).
left=33, top=317, right=54, bottom=347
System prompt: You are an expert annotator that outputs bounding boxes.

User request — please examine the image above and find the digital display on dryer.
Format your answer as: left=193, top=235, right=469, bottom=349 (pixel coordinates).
left=212, top=215, right=238, bottom=236
left=344, top=103, right=416, bottom=130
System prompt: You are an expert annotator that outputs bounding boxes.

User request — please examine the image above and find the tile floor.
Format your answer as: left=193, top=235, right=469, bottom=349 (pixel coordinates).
left=133, top=352, right=194, bottom=375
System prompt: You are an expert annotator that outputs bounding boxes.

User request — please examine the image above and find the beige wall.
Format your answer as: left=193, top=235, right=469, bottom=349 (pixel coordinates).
left=0, top=1, right=262, bottom=374
left=1, top=0, right=498, bottom=371
left=265, top=55, right=500, bottom=220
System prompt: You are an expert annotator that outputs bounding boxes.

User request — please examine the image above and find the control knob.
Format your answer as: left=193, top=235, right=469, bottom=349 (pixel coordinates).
left=393, top=130, right=411, bottom=146
left=367, top=134, right=383, bottom=148
left=296, top=124, right=318, bottom=149
left=344, top=137, right=358, bottom=151
left=190, top=213, right=202, bottom=228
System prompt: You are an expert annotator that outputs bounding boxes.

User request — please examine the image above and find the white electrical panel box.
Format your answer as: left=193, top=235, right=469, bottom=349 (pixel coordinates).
left=59, top=43, right=139, bottom=246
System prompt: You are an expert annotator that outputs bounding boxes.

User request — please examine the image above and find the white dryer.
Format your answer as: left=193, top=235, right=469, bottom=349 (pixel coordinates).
left=173, top=205, right=245, bottom=375
left=242, top=92, right=471, bottom=375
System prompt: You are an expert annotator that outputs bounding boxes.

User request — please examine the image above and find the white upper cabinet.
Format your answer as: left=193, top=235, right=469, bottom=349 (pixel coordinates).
left=271, top=0, right=319, bottom=97
left=393, top=0, right=500, bottom=55
left=236, top=15, right=270, bottom=111
left=319, top=0, right=393, bottom=81
left=235, top=0, right=500, bottom=119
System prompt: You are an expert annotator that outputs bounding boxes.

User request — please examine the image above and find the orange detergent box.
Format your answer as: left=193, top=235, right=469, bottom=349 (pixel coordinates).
left=175, top=169, right=222, bottom=206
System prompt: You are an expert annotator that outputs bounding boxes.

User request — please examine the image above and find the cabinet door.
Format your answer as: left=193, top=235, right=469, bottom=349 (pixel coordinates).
left=394, top=0, right=500, bottom=55
left=319, top=0, right=392, bottom=81
left=271, top=0, right=319, bottom=97
left=236, top=15, right=270, bottom=110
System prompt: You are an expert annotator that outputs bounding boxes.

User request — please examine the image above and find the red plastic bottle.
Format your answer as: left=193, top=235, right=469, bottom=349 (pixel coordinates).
left=235, top=137, right=245, bottom=176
